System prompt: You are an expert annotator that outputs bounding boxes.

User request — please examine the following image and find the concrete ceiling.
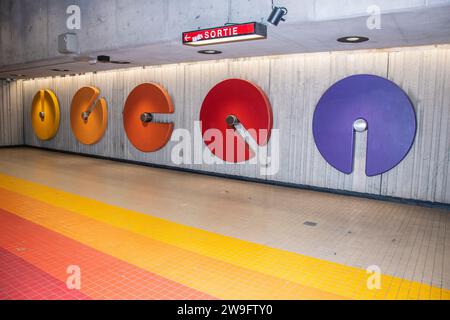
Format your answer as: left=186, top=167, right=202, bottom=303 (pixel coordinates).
left=1, top=0, right=450, bottom=79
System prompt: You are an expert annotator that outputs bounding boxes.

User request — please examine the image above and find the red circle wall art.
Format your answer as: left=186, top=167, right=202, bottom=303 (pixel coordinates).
left=199, top=79, right=273, bottom=163
left=123, top=83, right=174, bottom=152
left=70, top=86, right=108, bottom=145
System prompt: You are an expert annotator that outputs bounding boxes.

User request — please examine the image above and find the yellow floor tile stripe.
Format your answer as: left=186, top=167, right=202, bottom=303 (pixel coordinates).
left=0, top=187, right=341, bottom=300
left=0, top=173, right=448, bottom=300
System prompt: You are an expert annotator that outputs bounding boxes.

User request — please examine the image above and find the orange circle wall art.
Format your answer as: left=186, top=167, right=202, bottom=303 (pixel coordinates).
left=70, top=86, right=108, bottom=145
left=123, top=83, right=174, bottom=152
left=31, top=89, right=60, bottom=141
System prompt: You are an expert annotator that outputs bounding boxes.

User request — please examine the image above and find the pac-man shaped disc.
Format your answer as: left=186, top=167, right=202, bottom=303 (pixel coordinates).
left=123, top=83, right=174, bottom=152
left=200, top=79, right=273, bottom=163
left=31, top=89, right=60, bottom=141
left=313, top=74, right=416, bottom=176
left=70, top=86, right=108, bottom=145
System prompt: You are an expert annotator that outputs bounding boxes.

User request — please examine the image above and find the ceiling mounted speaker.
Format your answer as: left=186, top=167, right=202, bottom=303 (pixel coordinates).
left=123, top=83, right=174, bottom=152
left=313, top=74, right=416, bottom=176
left=70, top=86, right=108, bottom=145
left=31, top=89, right=60, bottom=140
left=200, top=79, right=273, bottom=163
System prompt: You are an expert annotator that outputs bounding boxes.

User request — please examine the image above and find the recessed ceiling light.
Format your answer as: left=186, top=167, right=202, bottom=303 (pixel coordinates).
left=198, top=49, right=222, bottom=55
left=337, top=36, right=369, bottom=43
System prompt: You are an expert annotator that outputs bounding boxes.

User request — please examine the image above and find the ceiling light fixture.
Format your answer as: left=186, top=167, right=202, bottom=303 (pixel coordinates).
left=110, top=60, right=131, bottom=64
left=198, top=49, right=222, bottom=55
left=337, top=36, right=369, bottom=43
left=267, top=1, right=288, bottom=26
left=96, top=55, right=130, bottom=64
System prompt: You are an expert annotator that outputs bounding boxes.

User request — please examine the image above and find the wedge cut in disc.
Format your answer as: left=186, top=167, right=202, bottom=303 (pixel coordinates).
left=199, top=79, right=273, bottom=163
left=70, top=86, right=108, bottom=145
left=31, top=89, right=60, bottom=141
left=123, top=83, right=174, bottom=152
left=313, top=74, right=416, bottom=176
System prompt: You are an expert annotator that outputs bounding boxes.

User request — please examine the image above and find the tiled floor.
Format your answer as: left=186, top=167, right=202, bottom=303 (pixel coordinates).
left=0, top=147, right=449, bottom=300
left=0, top=209, right=214, bottom=300
left=0, top=248, right=90, bottom=300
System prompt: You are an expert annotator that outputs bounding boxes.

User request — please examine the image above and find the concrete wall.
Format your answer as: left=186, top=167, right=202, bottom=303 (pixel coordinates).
left=0, top=80, right=23, bottom=146
left=20, top=45, right=450, bottom=204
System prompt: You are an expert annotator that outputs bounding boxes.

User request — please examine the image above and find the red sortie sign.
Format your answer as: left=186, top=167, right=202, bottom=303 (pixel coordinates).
left=182, top=22, right=267, bottom=46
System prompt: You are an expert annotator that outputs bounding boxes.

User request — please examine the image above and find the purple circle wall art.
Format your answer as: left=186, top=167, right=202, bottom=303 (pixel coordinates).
left=312, top=74, right=416, bottom=176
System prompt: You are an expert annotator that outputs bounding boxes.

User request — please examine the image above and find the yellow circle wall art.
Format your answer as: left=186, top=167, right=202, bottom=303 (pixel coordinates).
left=70, top=86, right=108, bottom=145
left=31, top=89, right=60, bottom=141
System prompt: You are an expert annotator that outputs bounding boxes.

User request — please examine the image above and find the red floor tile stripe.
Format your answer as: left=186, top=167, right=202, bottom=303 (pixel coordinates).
left=0, top=209, right=216, bottom=300
left=0, top=248, right=91, bottom=300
